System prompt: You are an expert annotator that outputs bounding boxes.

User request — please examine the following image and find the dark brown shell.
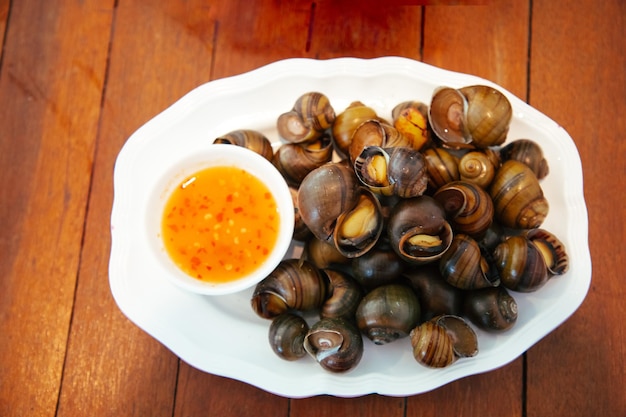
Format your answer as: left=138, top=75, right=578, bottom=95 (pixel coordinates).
left=320, top=270, right=364, bottom=320
left=499, top=139, right=549, bottom=180
left=277, top=92, right=335, bottom=143
left=404, top=264, right=463, bottom=322
left=422, top=146, right=460, bottom=190
left=213, top=129, right=274, bottom=161
left=273, top=135, right=333, bottom=187
left=268, top=313, right=309, bottom=361
left=493, top=235, right=549, bottom=292
left=463, top=286, right=518, bottom=332
left=355, top=284, right=421, bottom=345
left=489, top=160, right=549, bottom=229
left=297, top=162, right=361, bottom=243
left=250, top=259, right=329, bottom=319
left=433, top=181, right=494, bottom=238
left=304, top=317, right=364, bottom=373
left=439, top=234, right=500, bottom=290
left=348, top=119, right=411, bottom=164
left=354, top=146, right=428, bottom=198
left=332, top=101, right=378, bottom=156
left=332, top=188, right=384, bottom=258
left=387, top=196, right=454, bottom=265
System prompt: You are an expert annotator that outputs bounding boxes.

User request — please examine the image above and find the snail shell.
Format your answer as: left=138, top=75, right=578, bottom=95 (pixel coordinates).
left=268, top=313, right=309, bottom=361
left=493, top=235, right=549, bottom=292
left=439, top=234, right=500, bottom=290
left=458, top=150, right=497, bottom=189
left=304, top=317, right=364, bottom=373
left=320, top=270, right=364, bottom=320
left=348, top=119, right=411, bottom=164
left=298, top=162, right=361, bottom=243
left=387, top=196, right=454, bottom=265
left=332, top=101, right=378, bottom=157
left=429, top=87, right=472, bottom=149
left=499, top=138, right=549, bottom=180
left=277, top=92, right=336, bottom=143
left=433, top=180, right=494, bottom=238
left=355, top=284, right=421, bottom=345
left=460, top=85, right=512, bottom=148
left=273, top=134, right=333, bottom=187
left=250, top=259, right=329, bottom=319
left=404, top=264, right=463, bottom=322
left=463, top=286, right=518, bottom=332
left=290, top=186, right=312, bottom=242
left=332, top=188, right=384, bottom=258
left=391, top=100, right=430, bottom=150
left=422, top=146, right=460, bottom=190
left=429, top=85, right=512, bottom=149
left=489, top=160, right=549, bottom=229
left=213, top=129, right=274, bottom=161
left=526, top=228, right=569, bottom=275
left=351, top=241, right=406, bottom=289
left=410, top=315, right=478, bottom=368
left=354, top=146, right=428, bottom=198
left=303, top=236, right=351, bottom=270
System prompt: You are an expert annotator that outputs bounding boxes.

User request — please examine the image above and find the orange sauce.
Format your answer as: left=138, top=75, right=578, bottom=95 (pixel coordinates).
left=161, top=165, right=280, bottom=283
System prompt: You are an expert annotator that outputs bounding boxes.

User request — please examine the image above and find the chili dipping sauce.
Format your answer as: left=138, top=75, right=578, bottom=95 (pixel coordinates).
left=161, top=165, right=280, bottom=283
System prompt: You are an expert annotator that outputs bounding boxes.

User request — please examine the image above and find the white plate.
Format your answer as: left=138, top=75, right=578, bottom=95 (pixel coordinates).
left=109, top=57, right=591, bottom=398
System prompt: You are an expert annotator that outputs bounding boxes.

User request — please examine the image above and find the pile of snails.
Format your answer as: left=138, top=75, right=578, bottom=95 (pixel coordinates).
left=213, top=86, right=569, bottom=373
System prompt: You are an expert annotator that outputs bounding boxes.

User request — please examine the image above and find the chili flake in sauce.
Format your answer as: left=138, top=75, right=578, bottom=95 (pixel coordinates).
left=161, top=165, right=280, bottom=283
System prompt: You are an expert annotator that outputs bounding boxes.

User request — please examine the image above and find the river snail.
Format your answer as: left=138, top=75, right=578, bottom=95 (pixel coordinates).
left=303, top=317, right=364, bottom=373
left=463, top=286, right=518, bottom=332
left=433, top=180, right=494, bottom=239
left=320, top=269, right=364, bottom=321
left=348, top=119, right=412, bottom=164
left=332, top=101, right=379, bottom=157
left=387, top=196, right=454, bottom=265
left=213, top=129, right=274, bottom=161
left=404, top=264, right=463, bottom=322
left=429, top=85, right=513, bottom=149
left=354, top=146, right=429, bottom=198
left=439, top=233, right=501, bottom=290
left=391, top=100, right=430, bottom=151
left=269, top=313, right=309, bottom=361
left=251, top=259, right=329, bottom=319
left=489, top=160, right=549, bottom=230
left=355, top=284, right=421, bottom=345
left=277, top=91, right=336, bottom=143
left=410, top=315, right=478, bottom=368
left=499, top=138, right=549, bottom=180
left=422, top=146, right=460, bottom=191
left=458, top=150, right=498, bottom=189
left=272, top=134, right=334, bottom=187
left=493, top=228, right=569, bottom=292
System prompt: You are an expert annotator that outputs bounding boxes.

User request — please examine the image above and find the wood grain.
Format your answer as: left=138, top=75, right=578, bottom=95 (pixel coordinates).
left=0, top=1, right=113, bottom=415
left=0, top=1, right=623, bottom=416
left=526, top=1, right=626, bottom=416
left=56, top=1, right=217, bottom=416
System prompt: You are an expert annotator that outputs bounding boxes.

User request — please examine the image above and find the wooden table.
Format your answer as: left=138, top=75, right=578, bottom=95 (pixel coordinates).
left=1, top=1, right=624, bottom=415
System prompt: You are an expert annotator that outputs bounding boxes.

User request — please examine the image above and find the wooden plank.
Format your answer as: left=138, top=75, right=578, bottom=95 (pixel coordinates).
left=208, top=0, right=313, bottom=80
left=422, top=1, right=529, bottom=99
left=407, top=2, right=529, bottom=415
left=0, top=1, right=113, bottom=415
left=291, top=395, right=405, bottom=416
left=311, top=1, right=422, bottom=59
left=526, top=1, right=626, bottom=416
left=0, top=0, right=8, bottom=49
left=55, top=1, right=220, bottom=416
